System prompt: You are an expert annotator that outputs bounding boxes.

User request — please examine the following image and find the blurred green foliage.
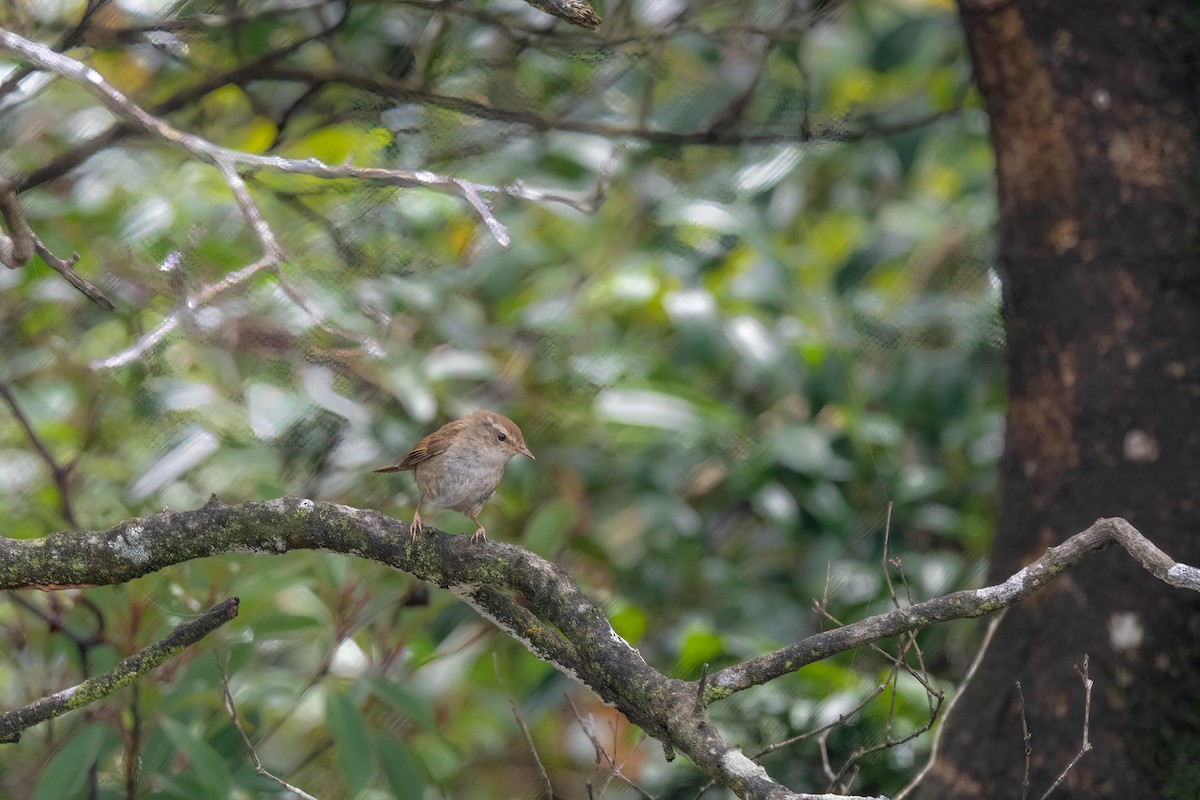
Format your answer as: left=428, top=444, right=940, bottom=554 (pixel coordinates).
left=0, top=0, right=1001, bottom=797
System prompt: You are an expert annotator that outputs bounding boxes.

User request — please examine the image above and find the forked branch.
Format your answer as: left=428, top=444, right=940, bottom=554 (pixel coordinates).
left=0, top=501, right=1195, bottom=800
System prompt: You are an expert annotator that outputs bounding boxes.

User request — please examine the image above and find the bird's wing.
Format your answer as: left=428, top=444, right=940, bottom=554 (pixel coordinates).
left=373, top=418, right=464, bottom=473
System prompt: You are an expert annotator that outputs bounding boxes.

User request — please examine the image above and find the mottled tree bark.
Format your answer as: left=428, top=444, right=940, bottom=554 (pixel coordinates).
left=927, top=1, right=1200, bottom=797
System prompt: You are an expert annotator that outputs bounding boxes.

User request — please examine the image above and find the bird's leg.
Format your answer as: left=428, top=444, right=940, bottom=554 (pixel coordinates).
left=410, top=503, right=424, bottom=540
left=468, top=514, right=487, bottom=543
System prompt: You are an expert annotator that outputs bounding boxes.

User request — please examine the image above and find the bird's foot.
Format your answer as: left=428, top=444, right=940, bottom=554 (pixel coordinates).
left=471, top=527, right=487, bottom=543
left=409, top=510, right=424, bottom=541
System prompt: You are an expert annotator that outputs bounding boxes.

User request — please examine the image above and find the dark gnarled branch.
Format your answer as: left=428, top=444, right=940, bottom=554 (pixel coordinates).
left=1, top=499, right=1196, bottom=800
left=0, top=597, right=240, bottom=743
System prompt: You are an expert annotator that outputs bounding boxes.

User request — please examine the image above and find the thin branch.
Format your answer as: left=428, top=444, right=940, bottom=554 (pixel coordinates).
left=89, top=252, right=277, bottom=369
left=0, top=180, right=35, bottom=268
left=0, top=30, right=610, bottom=246
left=1017, top=681, right=1032, bottom=800
left=16, top=23, right=339, bottom=194
left=707, top=517, right=1200, bottom=701
left=219, top=661, right=322, bottom=800
left=0, top=597, right=240, bottom=743
left=893, top=608, right=1009, bottom=800
left=33, top=236, right=116, bottom=310
left=257, top=63, right=957, bottom=148
left=0, top=0, right=112, bottom=101
left=0, top=177, right=115, bottom=308
left=494, top=653, right=553, bottom=800
left=1039, top=656, right=1093, bottom=800
left=565, top=694, right=657, bottom=800
left=0, top=381, right=81, bottom=528
left=521, top=0, right=601, bottom=29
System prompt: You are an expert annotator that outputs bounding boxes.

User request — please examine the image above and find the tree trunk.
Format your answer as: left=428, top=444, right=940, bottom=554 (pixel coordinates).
left=924, top=2, right=1200, bottom=797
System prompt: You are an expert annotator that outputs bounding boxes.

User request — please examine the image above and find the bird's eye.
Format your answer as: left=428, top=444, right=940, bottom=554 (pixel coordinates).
left=497, top=432, right=508, bottom=441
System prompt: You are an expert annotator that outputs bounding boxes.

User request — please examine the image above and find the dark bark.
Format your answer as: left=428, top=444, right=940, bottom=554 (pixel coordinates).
left=7, top=498, right=1194, bottom=798
left=928, top=2, right=1200, bottom=798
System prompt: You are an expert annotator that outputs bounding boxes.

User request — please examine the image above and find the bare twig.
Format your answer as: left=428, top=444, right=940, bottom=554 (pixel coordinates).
left=894, top=608, right=1009, bottom=800
left=1017, top=681, right=1032, bottom=800
left=565, top=694, right=657, bottom=800
left=0, top=180, right=35, bottom=269
left=0, top=381, right=81, bottom=528
left=1039, top=656, right=1093, bottom=800
left=32, top=236, right=116, bottom=309
left=708, top=517, right=1200, bottom=700
left=0, top=0, right=112, bottom=101
left=0, top=30, right=609, bottom=247
left=522, top=0, right=601, bottom=29
left=219, top=661, right=322, bottom=800
left=0, top=177, right=115, bottom=308
left=494, top=653, right=554, bottom=799
left=258, top=63, right=957, bottom=148
left=89, top=252, right=279, bottom=368
left=0, top=598, right=240, bottom=743
left=819, top=635, right=943, bottom=792
left=695, top=663, right=709, bottom=714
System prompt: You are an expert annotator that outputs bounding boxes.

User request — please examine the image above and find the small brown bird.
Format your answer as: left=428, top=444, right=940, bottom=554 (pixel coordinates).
left=374, top=410, right=534, bottom=542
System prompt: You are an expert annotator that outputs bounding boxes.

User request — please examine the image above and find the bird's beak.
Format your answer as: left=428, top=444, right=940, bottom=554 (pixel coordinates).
left=520, top=445, right=535, bottom=460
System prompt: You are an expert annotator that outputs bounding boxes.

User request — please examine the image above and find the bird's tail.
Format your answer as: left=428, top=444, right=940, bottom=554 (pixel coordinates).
left=372, top=465, right=406, bottom=473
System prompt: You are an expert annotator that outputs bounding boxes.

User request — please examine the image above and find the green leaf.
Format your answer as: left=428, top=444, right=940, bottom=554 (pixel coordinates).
left=33, top=724, right=110, bottom=800
left=159, top=717, right=234, bottom=800
left=675, top=620, right=724, bottom=677
left=375, top=734, right=425, bottom=799
left=366, top=677, right=437, bottom=732
left=771, top=424, right=835, bottom=474
left=522, top=499, right=578, bottom=555
left=608, top=601, right=648, bottom=645
left=326, top=691, right=373, bottom=795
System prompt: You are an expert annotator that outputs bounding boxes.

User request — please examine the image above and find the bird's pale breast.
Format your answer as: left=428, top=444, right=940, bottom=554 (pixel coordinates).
left=412, top=443, right=508, bottom=514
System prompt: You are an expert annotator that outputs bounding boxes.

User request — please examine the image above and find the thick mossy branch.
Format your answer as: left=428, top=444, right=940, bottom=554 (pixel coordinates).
left=1, top=500, right=1195, bottom=800
left=0, top=597, right=239, bottom=743
left=0, top=498, right=796, bottom=799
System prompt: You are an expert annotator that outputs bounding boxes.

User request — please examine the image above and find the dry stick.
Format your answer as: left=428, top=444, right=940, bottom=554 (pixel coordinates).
left=690, top=665, right=903, bottom=796
left=0, top=597, right=239, bottom=743
left=707, top=517, right=1200, bottom=700
left=219, top=662, right=322, bottom=800
left=0, top=181, right=35, bottom=268
left=565, top=694, right=657, bottom=800
left=893, top=607, right=1009, bottom=800
left=258, top=63, right=959, bottom=148
left=1017, top=681, right=1032, bottom=800
left=1039, top=656, right=1093, bottom=800
left=825, top=642, right=945, bottom=792
left=91, top=253, right=278, bottom=368
left=815, top=604, right=942, bottom=700
left=493, top=653, right=554, bottom=800
left=0, top=0, right=111, bottom=100
left=32, top=236, right=116, bottom=310
left=0, top=30, right=572, bottom=247
left=522, top=0, right=601, bottom=28
left=878, top=502, right=937, bottom=717
left=0, top=380, right=81, bottom=528
left=3, top=153, right=114, bottom=308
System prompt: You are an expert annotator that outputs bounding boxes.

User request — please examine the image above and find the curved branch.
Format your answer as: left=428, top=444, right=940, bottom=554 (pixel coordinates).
left=1, top=501, right=1195, bottom=799
left=0, top=497, right=799, bottom=799
left=705, top=517, right=1200, bottom=701
left=516, top=0, right=600, bottom=29
left=0, top=597, right=240, bottom=743
left=0, top=29, right=602, bottom=248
